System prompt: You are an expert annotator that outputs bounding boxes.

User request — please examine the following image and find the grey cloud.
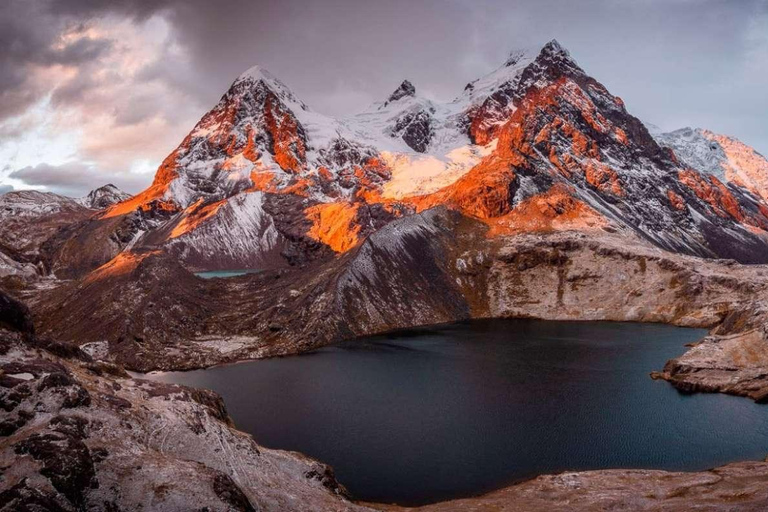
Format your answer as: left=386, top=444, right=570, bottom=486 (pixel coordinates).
left=10, top=162, right=149, bottom=197
left=0, top=2, right=58, bottom=117
left=45, top=32, right=113, bottom=65
left=48, top=0, right=175, bottom=21
left=0, top=184, right=13, bottom=195
left=0, top=1, right=114, bottom=118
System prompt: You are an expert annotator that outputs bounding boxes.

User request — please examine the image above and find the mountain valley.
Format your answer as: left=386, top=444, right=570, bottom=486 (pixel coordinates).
left=3, top=38, right=768, bottom=511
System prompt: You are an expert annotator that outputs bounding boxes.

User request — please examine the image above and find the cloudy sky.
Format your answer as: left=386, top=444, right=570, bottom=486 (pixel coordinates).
left=0, top=0, right=766, bottom=197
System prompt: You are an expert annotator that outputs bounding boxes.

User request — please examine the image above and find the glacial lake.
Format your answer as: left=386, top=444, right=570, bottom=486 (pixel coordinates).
left=143, top=319, right=768, bottom=505
left=194, top=269, right=261, bottom=279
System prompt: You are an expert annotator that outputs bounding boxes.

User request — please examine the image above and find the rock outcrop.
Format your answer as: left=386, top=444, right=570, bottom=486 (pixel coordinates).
left=77, top=184, right=131, bottom=210
left=653, top=326, right=768, bottom=403
left=0, top=289, right=369, bottom=511
left=654, top=127, right=768, bottom=202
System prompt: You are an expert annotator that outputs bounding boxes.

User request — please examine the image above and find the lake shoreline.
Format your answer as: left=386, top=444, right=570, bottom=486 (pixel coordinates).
left=142, top=319, right=768, bottom=506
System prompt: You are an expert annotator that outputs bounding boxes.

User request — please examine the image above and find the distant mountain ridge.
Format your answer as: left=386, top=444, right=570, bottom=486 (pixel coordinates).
left=0, top=184, right=130, bottom=277
left=77, top=184, right=132, bottom=210
left=652, top=127, right=768, bottom=202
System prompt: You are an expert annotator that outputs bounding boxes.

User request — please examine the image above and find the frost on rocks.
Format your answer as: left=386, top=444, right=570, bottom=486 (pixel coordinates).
left=164, top=191, right=283, bottom=269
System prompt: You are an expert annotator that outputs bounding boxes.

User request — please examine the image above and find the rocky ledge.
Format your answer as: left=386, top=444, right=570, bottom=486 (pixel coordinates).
left=375, top=462, right=768, bottom=511
left=653, top=326, right=768, bottom=403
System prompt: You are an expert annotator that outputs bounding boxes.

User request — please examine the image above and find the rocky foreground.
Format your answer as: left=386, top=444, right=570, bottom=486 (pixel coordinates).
left=4, top=286, right=768, bottom=511
left=374, top=463, right=768, bottom=511
left=0, top=292, right=364, bottom=511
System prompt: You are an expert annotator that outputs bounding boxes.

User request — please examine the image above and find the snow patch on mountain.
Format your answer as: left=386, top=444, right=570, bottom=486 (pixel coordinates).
left=0, top=250, right=38, bottom=277
left=95, top=38, right=768, bottom=266
left=380, top=141, right=497, bottom=199
left=704, top=131, right=768, bottom=202
left=654, top=128, right=727, bottom=179
left=236, top=65, right=310, bottom=111
left=141, top=39, right=583, bottom=214
left=455, top=47, right=537, bottom=111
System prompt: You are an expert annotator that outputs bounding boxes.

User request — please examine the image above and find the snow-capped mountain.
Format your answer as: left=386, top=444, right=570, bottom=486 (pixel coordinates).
left=653, top=127, right=768, bottom=202
left=105, top=41, right=586, bottom=216
left=77, top=184, right=131, bottom=210
left=27, top=40, right=768, bottom=276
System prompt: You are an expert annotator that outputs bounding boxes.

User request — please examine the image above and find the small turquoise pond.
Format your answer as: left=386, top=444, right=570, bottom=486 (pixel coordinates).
left=194, top=269, right=261, bottom=279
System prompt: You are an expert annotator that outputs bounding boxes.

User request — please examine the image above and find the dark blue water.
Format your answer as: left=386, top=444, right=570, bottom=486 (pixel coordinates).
left=143, top=319, right=768, bottom=505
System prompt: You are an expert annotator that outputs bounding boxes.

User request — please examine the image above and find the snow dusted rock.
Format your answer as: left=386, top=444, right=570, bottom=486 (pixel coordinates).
left=0, top=190, right=85, bottom=218
left=78, top=340, right=110, bottom=360
left=0, top=250, right=38, bottom=278
left=655, top=127, right=768, bottom=201
left=390, top=107, right=434, bottom=153
left=370, top=80, right=435, bottom=152
left=384, top=79, right=416, bottom=106
left=654, top=127, right=729, bottom=177
left=163, top=191, right=286, bottom=270
left=408, top=46, right=768, bottom=262
left=105, top=38, right=767, bottom=269
left=77, top=184, right=131, bottom=210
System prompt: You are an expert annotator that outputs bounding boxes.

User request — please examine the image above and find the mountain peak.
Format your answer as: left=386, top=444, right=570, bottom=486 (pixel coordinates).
left=79, top=184, right=131, bottom=210
left=535, top=39, right=579, bottom=68
left=236, top=64, right=278, bottom=84
left=541, top=39, right=567, bottom=56
left=384, top=80, right=416, bottom=106
left=229, top=64, right=308, bottom=113
left=501, top=40, right=568, bottom=69
left=524, top=38, right=584, bottom=82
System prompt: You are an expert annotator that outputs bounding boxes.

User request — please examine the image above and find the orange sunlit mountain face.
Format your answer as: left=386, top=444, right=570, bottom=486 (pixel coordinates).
left=68, top=40, right=768, bottom=284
